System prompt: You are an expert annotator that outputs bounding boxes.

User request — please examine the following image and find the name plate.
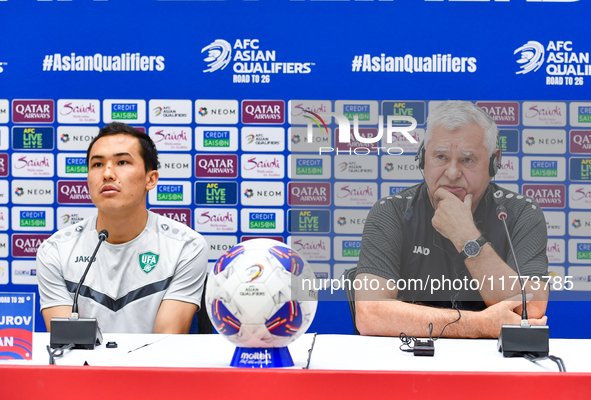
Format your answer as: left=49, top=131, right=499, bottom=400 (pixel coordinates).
left=0, top=292, right=34, bottom=360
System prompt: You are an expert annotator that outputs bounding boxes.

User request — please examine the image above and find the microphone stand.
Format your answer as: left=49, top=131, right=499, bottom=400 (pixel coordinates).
left=49, top=230, right=108, bottom=350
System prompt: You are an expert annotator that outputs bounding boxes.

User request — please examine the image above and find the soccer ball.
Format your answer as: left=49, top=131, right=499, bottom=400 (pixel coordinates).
left=206, top=239, right=318, bottom=348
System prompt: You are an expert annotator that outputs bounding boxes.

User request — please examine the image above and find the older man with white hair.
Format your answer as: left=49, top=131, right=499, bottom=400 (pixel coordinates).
left=355, top=100, right=549, bottom=338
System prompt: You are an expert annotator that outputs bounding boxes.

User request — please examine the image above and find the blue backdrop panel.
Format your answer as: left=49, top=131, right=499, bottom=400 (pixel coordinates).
left=0, top=0, right=589, bottom=338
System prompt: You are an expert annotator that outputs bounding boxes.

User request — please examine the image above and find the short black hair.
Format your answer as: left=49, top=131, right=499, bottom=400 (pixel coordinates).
left=86, top=122, right=159, bottom=172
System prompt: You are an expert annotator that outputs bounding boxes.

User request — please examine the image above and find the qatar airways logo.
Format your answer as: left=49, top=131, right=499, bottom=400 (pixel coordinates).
left=12, top=100, right=54, bottom=123
left=241, top=155, right=284, bottom=179
left=12, top=234, right=51, bottom=258
left=523, top=184, right=565, bottom=208
left=195, top=209, right=237, bottom=233
left=242, top=100, right=285, bottom=124
left=195, top=155, right=237, bottom=178
left=288, top=182, right=330, bottom=206
left=58, top=181, right=91, bottom=204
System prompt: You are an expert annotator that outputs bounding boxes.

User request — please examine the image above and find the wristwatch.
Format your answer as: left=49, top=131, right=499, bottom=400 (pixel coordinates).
left=460, top=235, right=488, bottom=259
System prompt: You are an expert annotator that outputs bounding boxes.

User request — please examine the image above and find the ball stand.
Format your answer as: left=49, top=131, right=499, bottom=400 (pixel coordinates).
left=230, top=347, right=294, bottom=368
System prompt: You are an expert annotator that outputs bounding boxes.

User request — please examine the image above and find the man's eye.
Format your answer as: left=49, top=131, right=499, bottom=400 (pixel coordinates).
left=464, top=158, right=474, bottom=163
left=437, top=155, right=446, bottom=160
left=118, top=160, right=128, bottom=165
left=92, top=162, right=103, bottom=168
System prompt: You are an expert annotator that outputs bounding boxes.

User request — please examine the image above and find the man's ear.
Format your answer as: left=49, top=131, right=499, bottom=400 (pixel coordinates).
left=145, top=169, right=159, bottom=191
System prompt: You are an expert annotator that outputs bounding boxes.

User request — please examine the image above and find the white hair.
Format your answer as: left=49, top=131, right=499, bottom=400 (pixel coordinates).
left=425, top=101, right=498, bottom=156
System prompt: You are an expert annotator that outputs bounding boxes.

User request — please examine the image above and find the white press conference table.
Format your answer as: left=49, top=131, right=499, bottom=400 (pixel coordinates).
left=2, top=333, right=591, bottom=400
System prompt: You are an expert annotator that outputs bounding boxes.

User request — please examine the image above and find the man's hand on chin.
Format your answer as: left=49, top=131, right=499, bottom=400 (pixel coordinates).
left=431, top=187, right=481, bottom=252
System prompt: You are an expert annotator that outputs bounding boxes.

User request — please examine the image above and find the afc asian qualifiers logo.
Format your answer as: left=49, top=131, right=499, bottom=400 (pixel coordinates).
left=515, top=41, right=545, bottom=74
left=202, top=40, right=232, bottom=73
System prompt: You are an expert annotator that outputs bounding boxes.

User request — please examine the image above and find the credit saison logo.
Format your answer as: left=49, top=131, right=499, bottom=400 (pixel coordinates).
left=248, top=212, right=276, bottom=230
left=530, top=160, right=558, bottom=177
left=157, top=185, right=183, bottom=201
left=111, top=103, right=137, bottom=120
left=577, top=243, right=591, bottom=260
left=577, top=106, right=591, bottom=123
left=65, top=157, right=87, bottom=174
left=296, top=158, right=323, bottom=175
left=201, top=39, right=313, bottom=84
left=19, top=211, right=46, bottom=227
left=43, top=52, right=165, bottom=72
left=204, top=130, right=230, bottom=147
left=514, top=40, right=589, bottom=86
left=342, top=240, right=361, bottom=257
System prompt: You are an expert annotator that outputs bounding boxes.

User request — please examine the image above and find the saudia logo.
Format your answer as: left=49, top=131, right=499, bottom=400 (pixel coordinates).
left=139, top=252, right=159, bottom=274
left=337, top=185, right=373, bottom=198
left=197, top=211, right=234, bottom=224
left=244, top=157, right=281, bottom=171
left=292, top=239, right=327, bottom=252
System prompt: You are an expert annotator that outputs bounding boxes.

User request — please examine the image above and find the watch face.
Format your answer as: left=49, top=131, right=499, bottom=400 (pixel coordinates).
left=464, top=241, right=480, bottom=256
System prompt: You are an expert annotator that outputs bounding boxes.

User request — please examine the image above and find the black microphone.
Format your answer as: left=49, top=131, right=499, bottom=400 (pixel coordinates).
left=496, top=206, right=527, bottom=320
left=72, top=229, right=108, bottom=315
left=495, top=206, right=549, bottom=357
left=50, top=229, right=108, bottom=350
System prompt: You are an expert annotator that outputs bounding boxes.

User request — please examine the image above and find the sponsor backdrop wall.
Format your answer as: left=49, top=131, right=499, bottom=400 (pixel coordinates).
left=0, top=0, right=590, bottom=338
